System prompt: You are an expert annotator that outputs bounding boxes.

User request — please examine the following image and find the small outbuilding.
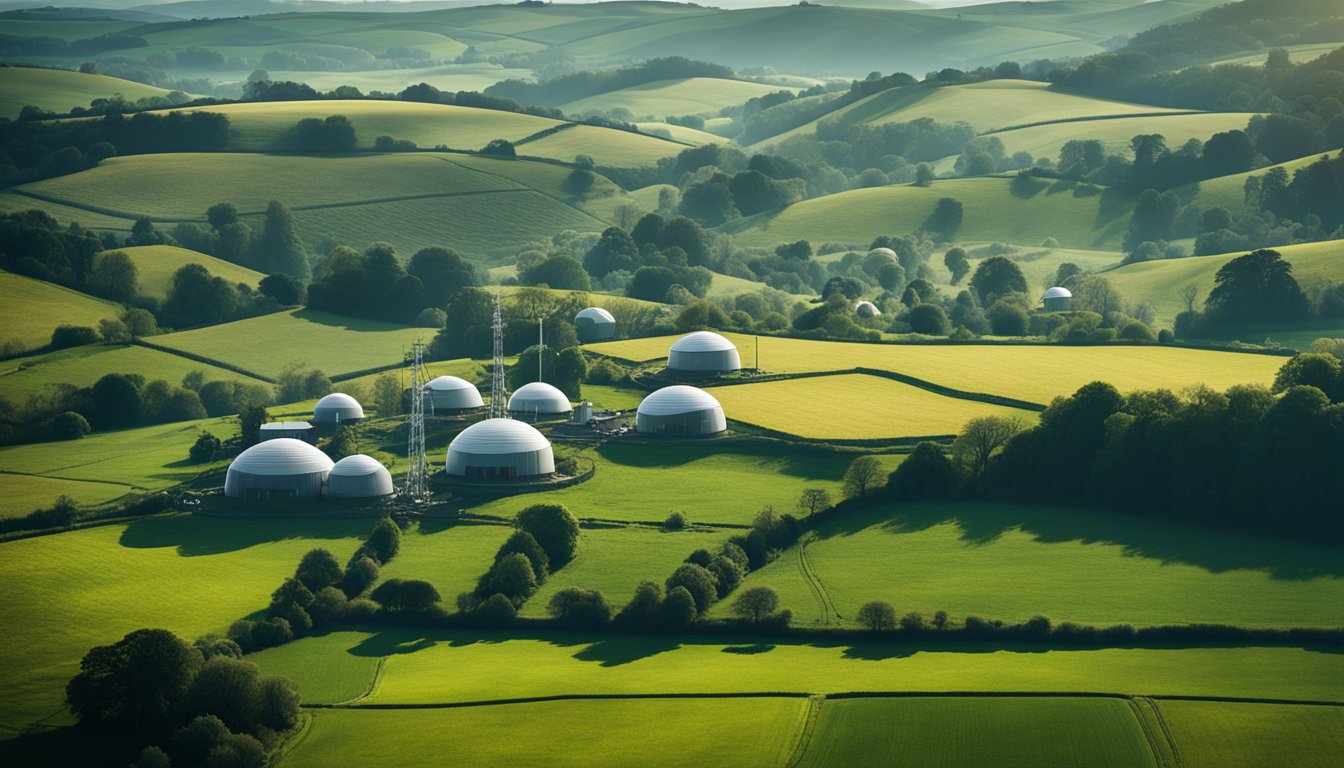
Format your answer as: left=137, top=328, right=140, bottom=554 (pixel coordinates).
left=259, top=422, right=314, bottom=442
left=444, top=418, right=555, bottom=480
left=855, top=300, right=882, bottom=318
left=507, top=382, right=573, bottom=421
left=312, top=393, right=364, bottom=424
left=326, top=454, right=394, bottom=498
left=636, top=385, right=726, bottom=436
left=224, top=438, right=334, bottom=500
left=425, top=375, right=484, bottom=412
left=575, top=306, right=616, bottom=343
left=1042, top=286, right=1073, bottom=312
left=667, top=331, right=741, bottom=373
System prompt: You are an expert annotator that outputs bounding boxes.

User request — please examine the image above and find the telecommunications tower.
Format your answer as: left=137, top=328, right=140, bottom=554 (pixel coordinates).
left=402, top=340, right=429, bottom=502
left=489, top=292, right=508, bottom=419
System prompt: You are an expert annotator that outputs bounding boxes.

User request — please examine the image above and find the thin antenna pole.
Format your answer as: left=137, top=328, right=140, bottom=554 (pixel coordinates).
left=538, top=317, right=544, bottom=383
left=489, top=292, right=507, bottom=419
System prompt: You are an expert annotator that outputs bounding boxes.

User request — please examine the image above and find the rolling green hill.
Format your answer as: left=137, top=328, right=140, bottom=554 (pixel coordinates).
left=0, top=66, right=176, bottom=120
left=1208, top=42, right=1344, bottom=67
left=0, top=342, right=268, bottom=403
left=980, top=111, right=1259, bottom=165
left=723, top=176, right=1132, bottom=252
left=118, top=245, right=265, bottom=299
left=560, top=77, right=790, bottom=119
left=1179, top=151, right=1341, bottom=214
left=0, top=271, right=122, bottom=354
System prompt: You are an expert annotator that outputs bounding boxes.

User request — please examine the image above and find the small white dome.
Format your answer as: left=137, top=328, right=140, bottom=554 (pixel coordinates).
left=670, top=331, right=736, bottom=353
left=313, top=392, right=364, bottom=423
left=448, top=418, right=552, bottom=454
left=425, top=375, right=485, bottom=410
left=330, top=454, right=386, bottom=477
left=575, top=307, right=615, bottom=324
left=508, top=382, right=572, bottom=415
left=637, top=385, right=722, bottom=416
left=228, top=438, right=334, bottom=476
left=1043, top=286, right=1073, bottom=299
left=868, top=247, right=898, bottom=259
left=426, top=375, right=476, bottom=392
left=855, top=300, right=882, bottom=318
left=327, top=454, right=393, bottom=497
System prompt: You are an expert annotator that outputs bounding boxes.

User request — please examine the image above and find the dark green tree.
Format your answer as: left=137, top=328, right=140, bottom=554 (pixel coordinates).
left=514, top=504, right=580, bottom=567
left=1204, top=249, right=1308, bottom=323
left=887, top=442, right=962, bottom=500
left=546, top=587, right=612, bottom=628
left=255, top=201, right=308, bottom=278
left=295, top=549, right=344, bottom=592
left=969, top=256, right=1027, bottom=307
left=66, top=628, right=203, bottom=731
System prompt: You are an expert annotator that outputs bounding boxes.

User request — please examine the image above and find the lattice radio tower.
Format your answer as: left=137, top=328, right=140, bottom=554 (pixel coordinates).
left=402, top=340, right=429, bottom=503
left=489, top=292, right=508, bottom=419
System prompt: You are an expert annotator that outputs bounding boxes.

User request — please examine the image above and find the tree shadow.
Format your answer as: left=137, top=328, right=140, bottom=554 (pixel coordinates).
left=597, top=442, right=851, bottom=481
left=118, top=513, right=371, bottom=556
left=722, top=643, right=776, bottom=655
left=1010, top=174, right=1049, bottom=199
left=571, top=635, right=683, bottom=666
left=347, top=629, right=438, bottom=657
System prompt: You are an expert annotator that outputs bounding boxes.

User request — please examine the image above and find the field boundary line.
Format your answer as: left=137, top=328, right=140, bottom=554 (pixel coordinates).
left=784, top=695, right=825, bottom=768
left=337, top=657, right=387, bottom=706
left=132, top=338, right=276, bottom=383
left=1127, top=697, right=1181, bottom=768
left=980, top=109, right=1208, bottom=137
left=436, top=156, right=613, bottom=227
left=1140, top=697, right=1185, bottom=768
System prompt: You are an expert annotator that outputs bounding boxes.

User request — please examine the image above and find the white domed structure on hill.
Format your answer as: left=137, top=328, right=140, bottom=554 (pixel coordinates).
left=575, top=306, right=616, bottom=343
left=444, top=418, right=555, bottom=480
left=225, top=438, right=334, bottom=499
left=855, top=300, right=882, bottom=318
left=326, top=454, right=394, bottom=498
left=667, top=331, right=740, bottom=373
left=868, top=247, right=897, bottom=261
left=425, top=375, right=484, bottom=412
left=508, top=382, right=573, bottom=420
left=636, top=385, right=726, bottom=436
left=312, top=393, right=364, bottom=424
left=1042, top=286, right=1073, bottom=312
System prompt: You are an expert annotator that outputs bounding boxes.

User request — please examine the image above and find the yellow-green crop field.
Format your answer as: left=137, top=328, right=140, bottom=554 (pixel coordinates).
left=634, top=121, right=724, bottom=145
left=0, top=271, right=121, bottom=353
left=0, top=343, right=266, bottom=402
left=1158, top=700, right=1344, bottom=768
left=588, top=333, right=1285, bottom=404
left=1210, top=42, right=1344, bottom=68
left=560, top=76, right=788, bottom=118
left=709, top=374, right=1037, bottom=439
left=117, top=245, right=265, bottom=299
left=0, top=67, right=174, bottom=120
left=723, top=176, right=1131, bottom=252
left=713, top=502, right=1344, bottom=629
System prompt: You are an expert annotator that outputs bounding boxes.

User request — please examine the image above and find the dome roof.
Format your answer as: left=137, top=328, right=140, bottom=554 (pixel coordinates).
left=638, top=385, right=722, bottom=416
left=670, top=331, right=736, bottom=353
left=508, top=382, right=571, bottom=412
left=1043, top=286, right=1073, bottom=299
left=229, top=438, right=334, bottom=476
left=426, top=375, right=476, bottom=392
left=330, top=454, right=386, bottom=477
left=313, top=393, right=364, bottom=421
left=575, top=306, right=615, bottom=324
left=868, top=247, right=897, bottom=259
left=855, top=300, right=881, bottom=317
left=449, top=418, right=551, bottom=454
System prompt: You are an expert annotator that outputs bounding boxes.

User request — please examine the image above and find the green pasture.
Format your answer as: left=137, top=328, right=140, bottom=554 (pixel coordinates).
left=0, top=343, right=266, bottom=402
left=117, top=245, right=265, bottom=299
left=960, top=245, right=1120, bottom=290
left=706, top=270, right=812, bottom=302
left=797, top=697, right=1156, bottom=768
left=0, top=18, right=138, bottom=42
left=722, top=176, right=1131, bottom=252
left=1180, top=151, right=1338, bottom=214
left=984, top=111, right=1258, bottom=165
left=0, top=66, right=174, bottom=120
left=515, top=124, right=687, bottom=167
left=0, top=473, right=132, bottom=517
left=283, top=699, right=805, bottom=768
left=1209, top=42, right=1344, bottom=68
left=1105, top=239, right=1344, bottom=325
left=634, top=121, right=724, bottom=145
left=375, top=522, right=514, bottom=606
left=0, top=515, right=369, bottom=734
left=521, top=524, right=732, bottom=618
left=469, top=443, right=882, bottom=527
left=560, top=77, right=788, bottom=119
left=710, top=374, right=1037, bottom=439
left=588, top=333, right=1284, bottom=404
left=0, top=191, right=134, bottom=232
left=150, top=309, right=430, bottom=380
left=577, top=384, right=643, bottom=411
left=251, top=628, right=1344, bottom=705
left=268, top=64, right=533, bottom=95
left=630, top=183, right=678, bottom=212
left=1158, top=700, right=1344, bottom=768
left=711, top=502, right=1344, bottom=629
left=0, top=415, right=234, bottom=489
left=0, top=271, right=121, bottom=354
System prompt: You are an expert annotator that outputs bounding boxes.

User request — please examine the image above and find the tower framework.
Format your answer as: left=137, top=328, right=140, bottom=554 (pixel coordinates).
left=402, top=340, right=429, bottom=502
left=489, top=292, right=508, bottom=419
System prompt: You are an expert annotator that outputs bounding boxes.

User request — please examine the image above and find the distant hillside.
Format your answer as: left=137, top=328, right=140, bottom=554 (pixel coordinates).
left=560, top=77, right=791, bottom=120
left=0, top=66, right=176, bottom=119
left=117, top=245, right=265, bottom=299
left=1122, top=0, right=1344, bottom=66
left=0, top=270, right=121, bottom=354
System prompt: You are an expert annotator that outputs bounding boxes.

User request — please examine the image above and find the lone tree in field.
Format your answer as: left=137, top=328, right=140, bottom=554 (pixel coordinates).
left=731, top=586, right=780, bottom=624
left=1204, top=249, right=1309, bottom=324
left=842, top=455, right=883, bottom=500
left=952, top=416, right=1027, bottom=481
left=856, top=601, right=897, bottom=632
left=943, top=247, right=969, bottom=285
left=796, top=488, right=832, bottom=518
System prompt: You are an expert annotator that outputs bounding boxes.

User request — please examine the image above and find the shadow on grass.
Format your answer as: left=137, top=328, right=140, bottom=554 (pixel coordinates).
left=722, top=643, right=776, bottom=655
left=597, top=442, right=851, bottom=481
left=811, top=501, right=1344, bottom=580
left=348, top=631, right=438, bottom=657
left=573, top=635, right=684, bottom=666
left=119, top=513, right=371, bottom=556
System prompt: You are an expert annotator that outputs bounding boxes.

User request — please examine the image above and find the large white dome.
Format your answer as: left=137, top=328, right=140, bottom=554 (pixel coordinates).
left=670, top=331, right=736, bottom=353
left=868, top=247, right=897, bottom=260
left=425, top=375, right=484, bottom=410
left=448, top=418, right=552, bottom=454
left=445, top=417, right=555, bottom=478
left=313, top=392, right=364, bottom=423
left=427, top=375, right=477, bottom=392
left=229, top=438, right=334, bottom=476
left=637, top=385, right=722, bottom=416
left=508, top=382, right=572, bottom=416
left=1043, top=286, right=1073, bottom=299
left=330, top=454, right=386, bottom=477
left=575, top=306, right=615, bottom=324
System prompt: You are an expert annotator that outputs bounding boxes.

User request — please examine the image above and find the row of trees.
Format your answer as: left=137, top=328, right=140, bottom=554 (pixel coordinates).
left=456, top=504, right=582, bottom=619
left=305, top=242, right=481, bottom=324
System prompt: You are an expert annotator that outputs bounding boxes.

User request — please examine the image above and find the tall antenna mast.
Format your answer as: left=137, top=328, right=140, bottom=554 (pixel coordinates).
left=403, top=340, right=429, bottom=503
left=537, top=317, right=544, bottom=383
left=489, top=292, right=508, bottom=419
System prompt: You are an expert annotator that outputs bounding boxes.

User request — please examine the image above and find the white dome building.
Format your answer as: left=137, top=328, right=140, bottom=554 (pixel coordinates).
left=868, top=247, right=898, bottom=261
left=445, top=418, right=555, bottom=480
left=575, top=306, right=616, bottom=343
left=224, top=438, right=334, bottom=500
left=1042, top=286, right=1074, bottom=312
left=327, top=454, right=394, bottom=498
left=425, top=375, right=484, bottom=412
left=855, top=300, right=882, bottom=318
left=507, top=382, right=572, bottom=421
left=312, top=393, right=364, bottom=424
left=636, top=385, right=726, bottom=436
left=667, top=331, right=741, bottom=373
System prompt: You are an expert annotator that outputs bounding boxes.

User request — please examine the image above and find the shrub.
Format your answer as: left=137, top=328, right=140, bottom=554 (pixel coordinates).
left=666, top=563, right=718, bottom=612
left=476, top=553, right=537, bottom=605
left=663, top=511, right=688, bottom=530
left=295, top=548, right=344, bottom=592
left=1117, top=320, right=1155, bottom=341
left=899, top=612, right=927, bottom=631
left=366, top=518, right=402, bottom=563
left=887, top=442, right=962, bottom=500
left=496, top=530, right=549, bottom=579
left=546, top=587, right=612, bottom=629
left=614, top=580, right=663, bottom=630
left=856, top=601, right=896, bottom=632
left=706, top=555, right=745, bottom=598
left=341, top=555, right=380, bottom=598
left=185, top=656, right=263, bottom=733
left=189, top=432, right=222, bottom=463
left=659, top=585, right=697, bottom=631
left=307, top=587, right=349, bottom=625
left=51, top=324, right=99, bottom=350
left=474, top=593, right=517, bottom=626
left=514, top=503, right=580, bottom=567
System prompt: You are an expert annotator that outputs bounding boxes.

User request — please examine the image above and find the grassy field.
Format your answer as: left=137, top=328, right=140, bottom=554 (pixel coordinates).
left=711, top=502, right=1344, bottom=629
left=283, top=699, right=806, bottom=768
left=251, top=628, right=1344, bottom=705
left=561, top=77, right=788, bottom=119
left=635, top=122, right=725, bottom=145
left=117, top=245, right=265, bottom=299
left=1105, top=239, right=1344, bottom=325
left=576, top=383, right=644, bottom=411
left=709, top=374, right=1037, bottom=439
left=265, top=63, right=534, bottom=95
left=723, top=176, right=1131, bottom=252
left=1157, top=700, right=1344, bottom=768
left=983, top=111, right=1258, bottom=166
left=588, top=333, right=1284, bottom=404
left=375, top=522, right=514, bottom=607
left=515, top=124, right=688, bottom=167
left=0, top=343, right=267, bottom=402
left=1209, top=42, right=1344, bottom=68
left=0, top=473, right=133, bottom=517
left=1179, top=151, right=1338, bottom=214
left=797, top=697, right=1156, bottom=768
left=0, top=66, right=174, bottom=120
left=0, top=271, right=121, bottom=353
left=0, top=191, right=135, bottom=233
left=150, top=309, right=432, bottom=380
left=0, top=515, right=369, bottom=734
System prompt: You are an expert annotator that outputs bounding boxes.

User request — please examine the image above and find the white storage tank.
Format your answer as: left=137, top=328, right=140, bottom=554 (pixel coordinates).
left=259, top=422, right=314, bottom=442
left=507, top=381, right=573, bottom=421
left=1042, top=286, right=1073, bottom=312
left=312, top=393, right=364, bottom=424
left=636, top=385, right=726, bottom=436
left=667, top=331, right=740, bottom=373
left=224, top=438, right=334, bottom=500
left=575, top=306, right=616, bottom=343
left=855, top=300, right=882, bottom=318
left=445, top=418, right=555, bottom=480
left=326, top=454, right=394, bottom=498
left=425, top=375, right=484, bottom=412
